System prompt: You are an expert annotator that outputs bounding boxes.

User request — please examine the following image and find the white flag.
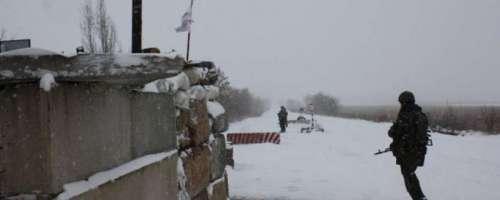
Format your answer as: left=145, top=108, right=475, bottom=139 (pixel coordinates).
left=175, top=10, right=193, bottom=32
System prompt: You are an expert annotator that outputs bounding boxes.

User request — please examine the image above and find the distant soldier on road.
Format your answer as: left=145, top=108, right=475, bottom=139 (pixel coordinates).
left=388, top=91, right=429, bottom=200
left=278, top=106, right=288, bottom=133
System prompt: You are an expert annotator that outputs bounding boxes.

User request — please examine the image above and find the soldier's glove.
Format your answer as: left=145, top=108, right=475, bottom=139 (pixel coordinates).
left=390, top=142, right=398, bottom=157
left=388, top=125, right=396, bottom=138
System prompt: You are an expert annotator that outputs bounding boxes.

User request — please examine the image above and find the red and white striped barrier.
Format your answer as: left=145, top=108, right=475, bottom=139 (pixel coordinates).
left=226, top=132, right=280, bottom=145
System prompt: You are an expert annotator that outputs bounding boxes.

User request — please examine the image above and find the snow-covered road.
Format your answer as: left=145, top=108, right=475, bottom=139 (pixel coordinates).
left=226, top=109, right=500, bottom=200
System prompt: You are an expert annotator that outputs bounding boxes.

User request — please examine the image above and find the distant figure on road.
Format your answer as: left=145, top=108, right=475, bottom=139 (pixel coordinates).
left=388, top=91, right=429, bottom=200
left=278, top=106, right=288, bottom=133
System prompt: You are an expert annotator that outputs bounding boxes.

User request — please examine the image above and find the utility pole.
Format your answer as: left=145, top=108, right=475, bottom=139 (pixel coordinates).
left=132, top=0, right=142, bottom=53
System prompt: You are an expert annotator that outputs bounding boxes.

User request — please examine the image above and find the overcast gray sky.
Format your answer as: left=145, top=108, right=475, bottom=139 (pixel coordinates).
left=1, top=0, right=500, bottom=105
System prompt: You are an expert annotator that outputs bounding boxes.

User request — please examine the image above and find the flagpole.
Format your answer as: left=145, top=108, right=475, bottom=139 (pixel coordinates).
left=186, top=0, right=194, bottom=62
left=186, top=32, right=191, bottom=62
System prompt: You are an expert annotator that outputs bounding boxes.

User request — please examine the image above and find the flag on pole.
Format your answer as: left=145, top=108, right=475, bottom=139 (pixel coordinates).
left=175, top=8, right=193, bottom=32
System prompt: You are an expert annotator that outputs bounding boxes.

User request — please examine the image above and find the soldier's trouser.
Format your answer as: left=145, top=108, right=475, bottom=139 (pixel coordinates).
left=400, top=163, right=425, bottom=200
left=279, top=122, right=286, bottom=132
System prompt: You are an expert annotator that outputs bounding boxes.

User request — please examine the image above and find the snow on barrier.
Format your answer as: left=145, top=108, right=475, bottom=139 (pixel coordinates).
left=226, top=132, right=280, bottom=145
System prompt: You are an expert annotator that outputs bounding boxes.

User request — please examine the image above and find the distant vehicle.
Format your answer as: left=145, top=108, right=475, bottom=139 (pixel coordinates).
left=288, top=115, right=310, bottom=124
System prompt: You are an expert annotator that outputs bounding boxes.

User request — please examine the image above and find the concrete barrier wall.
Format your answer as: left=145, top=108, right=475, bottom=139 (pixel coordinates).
left=48, top=83, right=134, bottom=193
left=0, top=53, right=230, bottom=200
left=0, top=82, right=176, bottom=196
left=130, top=91, right=176, bottom=157
left=0, top=84, right=52, bottom=195
left=72, top=154, right=178, bottom=200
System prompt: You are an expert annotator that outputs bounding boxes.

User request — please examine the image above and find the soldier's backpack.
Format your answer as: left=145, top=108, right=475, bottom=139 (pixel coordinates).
left=416, top=111, right=432, bottom=146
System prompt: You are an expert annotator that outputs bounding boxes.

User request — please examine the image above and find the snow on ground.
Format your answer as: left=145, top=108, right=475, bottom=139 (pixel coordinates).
left=226, top=108, right=500, bottom=200
left=0, top=47, right=63, bottom=57
left=207, top=101, right=225, bottom=118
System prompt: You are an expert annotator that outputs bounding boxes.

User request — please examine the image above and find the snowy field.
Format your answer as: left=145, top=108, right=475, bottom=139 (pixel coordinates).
left=225, top=109, right=500, bottom=200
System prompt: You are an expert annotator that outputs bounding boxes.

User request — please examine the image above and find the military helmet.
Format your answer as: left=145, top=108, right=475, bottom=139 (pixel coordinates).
left=398, top=91, right=415, bottom=104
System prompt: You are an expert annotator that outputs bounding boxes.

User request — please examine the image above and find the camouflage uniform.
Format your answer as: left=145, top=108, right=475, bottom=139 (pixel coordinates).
left=388, top=91, right=428, bottom=200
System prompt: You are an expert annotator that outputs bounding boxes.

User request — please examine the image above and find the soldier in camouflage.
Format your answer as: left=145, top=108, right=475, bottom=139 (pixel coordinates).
left=388, top=91, right=429, bottom=200
left=278, top=106, right=288, bottom=133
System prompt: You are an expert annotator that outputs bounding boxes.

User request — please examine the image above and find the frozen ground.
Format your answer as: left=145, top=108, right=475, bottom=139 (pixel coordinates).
left=226, top=108, right=500, bottom=200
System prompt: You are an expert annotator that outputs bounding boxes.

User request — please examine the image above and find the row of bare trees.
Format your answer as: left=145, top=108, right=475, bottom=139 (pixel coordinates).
left=80, top=0, right=119, bottom=53
left=427, top=105, right=499, bottom=135
left=286, top=92, right=340, bottom=116
left=335, top=105, right=500, bottom=135
left=215, top=72, right=270, bottom=122
left=0, top=28, right=6, bottom=41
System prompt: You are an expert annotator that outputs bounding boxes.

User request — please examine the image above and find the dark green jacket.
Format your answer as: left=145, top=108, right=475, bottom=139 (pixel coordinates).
left=389, top=104, right=428, bottom=166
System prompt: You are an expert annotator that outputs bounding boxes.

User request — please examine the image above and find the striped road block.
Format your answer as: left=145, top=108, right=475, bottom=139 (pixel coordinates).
left=226, top=132, right=280, bottom=145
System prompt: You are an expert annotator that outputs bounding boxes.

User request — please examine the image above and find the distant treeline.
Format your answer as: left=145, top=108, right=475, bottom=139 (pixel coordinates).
left=215, top=73, right=270, bottom=122
left=336, top=105, right=500, bottom=135
left=286, top=92, right=340, bottom=116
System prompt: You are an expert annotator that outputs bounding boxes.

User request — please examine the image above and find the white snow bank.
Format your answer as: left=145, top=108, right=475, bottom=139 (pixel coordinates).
left=0, top=48, right=63, bottom=58
left=174, top=91, right=190, bottom=110
left=155, top=72, right=191, bottom=93
left=0, top=70, right=14, bottom=78
left=207, top=101, right=225, bottom=118
left=56, top=150, right=177, bottom=200
left=39, top=73, right=56, bottom=92
left=183, top=67, right=204, bottom=85
left=188, top=85, right=207, bottom=100
left=114, top=54, right=146, bottom=66
left=226, top=108, right=500, bottom=200
left=204, top=86, right=220, bottom=100
left=142, top=80, right=160, bottom=93
left=187, top=85, right=220, bottom=101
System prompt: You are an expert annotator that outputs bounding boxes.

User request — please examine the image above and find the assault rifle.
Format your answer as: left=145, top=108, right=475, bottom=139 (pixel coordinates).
left=374, top=147, right=391, bottom=155
left=374, top=134, right=433, bottom=156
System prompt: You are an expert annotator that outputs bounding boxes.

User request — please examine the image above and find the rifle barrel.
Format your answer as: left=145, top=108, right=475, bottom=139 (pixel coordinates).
left=374, top=148, right=391, bottom=155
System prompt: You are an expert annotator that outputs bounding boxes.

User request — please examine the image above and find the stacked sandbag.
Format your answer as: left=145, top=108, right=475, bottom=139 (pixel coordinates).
left=151, top=62, right=230, bottom=200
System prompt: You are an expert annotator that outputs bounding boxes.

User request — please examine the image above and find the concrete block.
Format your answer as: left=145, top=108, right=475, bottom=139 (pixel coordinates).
left=211, top=115, right=228, bottom=134
left=48, top=83, right=133, bottom=193
left=182, top=146, right=212, bottom=197
left=225, top=145, right=234, bottom=168
left=189, top=100, right=210, bottom=145
left=210, top=133, right=227, bottom=181
left=0, top=83, right=178, bottom=196
left=192, top=189, right=209, bottom=200
left=177, top=110, right=192, bottom=150
left=130, top=91, right=176, bottom=157
left=0, top=84, right=52, bottom=195
left=72, top=154, right=178, bottom=200
left=208, top=174, right=229, bottom=200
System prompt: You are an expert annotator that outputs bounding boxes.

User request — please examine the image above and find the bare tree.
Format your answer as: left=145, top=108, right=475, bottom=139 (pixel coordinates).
left=0, top=27, right=7, bottom=41
left=80, top=0, right=97, bottom=53
left=80, top=0, right=118, bottom=53
left=481, top=106, right=498, bottom=133
left=304, top=92, right=339, bottom=116
left=438, top=104, right=459, bottom=134
left=96, top=0, right=118, bottom=53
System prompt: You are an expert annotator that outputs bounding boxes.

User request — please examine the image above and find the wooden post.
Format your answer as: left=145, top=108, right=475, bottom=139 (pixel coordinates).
left=132, top=0, right=142, bottom=53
